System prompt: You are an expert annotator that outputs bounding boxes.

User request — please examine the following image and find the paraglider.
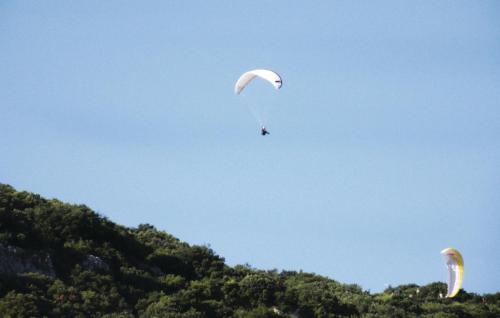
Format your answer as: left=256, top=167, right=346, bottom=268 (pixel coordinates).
left=234, top=69, right=282, bottom=135
left=441, top=247, right=464, bottom=298
left=234, top=69, right=282, bottom=95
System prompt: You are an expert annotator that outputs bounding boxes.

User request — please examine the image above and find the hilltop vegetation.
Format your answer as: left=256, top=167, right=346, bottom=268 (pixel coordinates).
left=0, top=184, right=498, bottom=317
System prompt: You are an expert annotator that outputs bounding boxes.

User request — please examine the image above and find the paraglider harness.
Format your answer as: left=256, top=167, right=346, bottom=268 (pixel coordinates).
left=261, top=127, right=269, bottom=136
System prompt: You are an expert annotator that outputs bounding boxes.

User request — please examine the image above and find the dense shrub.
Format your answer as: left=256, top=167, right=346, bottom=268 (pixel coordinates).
left=0, top=184, right=498, bottom=317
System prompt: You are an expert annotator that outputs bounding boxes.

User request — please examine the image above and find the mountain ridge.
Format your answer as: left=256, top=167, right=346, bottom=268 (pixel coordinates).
left=0, top=183, right=498, bottom=317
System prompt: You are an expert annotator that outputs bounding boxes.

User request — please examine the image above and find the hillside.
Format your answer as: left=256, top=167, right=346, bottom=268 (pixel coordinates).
left=0, top=184, right=498, bottom=317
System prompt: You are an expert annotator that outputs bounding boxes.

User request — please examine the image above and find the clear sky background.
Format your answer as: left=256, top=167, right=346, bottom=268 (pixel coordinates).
left=1, top=1, right=499, bottom=294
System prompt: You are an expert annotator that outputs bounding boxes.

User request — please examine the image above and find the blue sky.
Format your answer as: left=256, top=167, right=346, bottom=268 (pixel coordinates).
left=1, top=1, right=499, bottom=293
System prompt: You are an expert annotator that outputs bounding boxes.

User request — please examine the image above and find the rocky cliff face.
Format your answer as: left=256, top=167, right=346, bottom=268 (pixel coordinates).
left=81, top=254, right=110, bottom=272
left=0, top=244, right=55, bottom=277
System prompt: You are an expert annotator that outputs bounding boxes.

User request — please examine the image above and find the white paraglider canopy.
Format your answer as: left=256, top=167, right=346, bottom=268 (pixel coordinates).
left=441, top=247, right=464, bottom=298
left=234, top=69, right=283, bottom=132
left=234, top=69, right=282, bottom=95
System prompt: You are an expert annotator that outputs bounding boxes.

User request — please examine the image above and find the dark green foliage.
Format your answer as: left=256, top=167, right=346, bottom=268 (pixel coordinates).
left=0, top=184, right=498, bottom=317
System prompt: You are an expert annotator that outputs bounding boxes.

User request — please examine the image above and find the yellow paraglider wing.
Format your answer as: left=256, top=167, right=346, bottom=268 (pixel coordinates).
left=441, top=248, right=464, bottom=298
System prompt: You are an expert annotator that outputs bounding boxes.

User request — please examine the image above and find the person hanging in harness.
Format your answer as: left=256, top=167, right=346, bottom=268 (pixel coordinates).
left=261, top=126, right=270, bottom=136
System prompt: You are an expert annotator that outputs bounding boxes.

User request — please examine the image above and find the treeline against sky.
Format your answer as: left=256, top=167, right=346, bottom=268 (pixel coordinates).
left=0, top=184, right=498, bottom=317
